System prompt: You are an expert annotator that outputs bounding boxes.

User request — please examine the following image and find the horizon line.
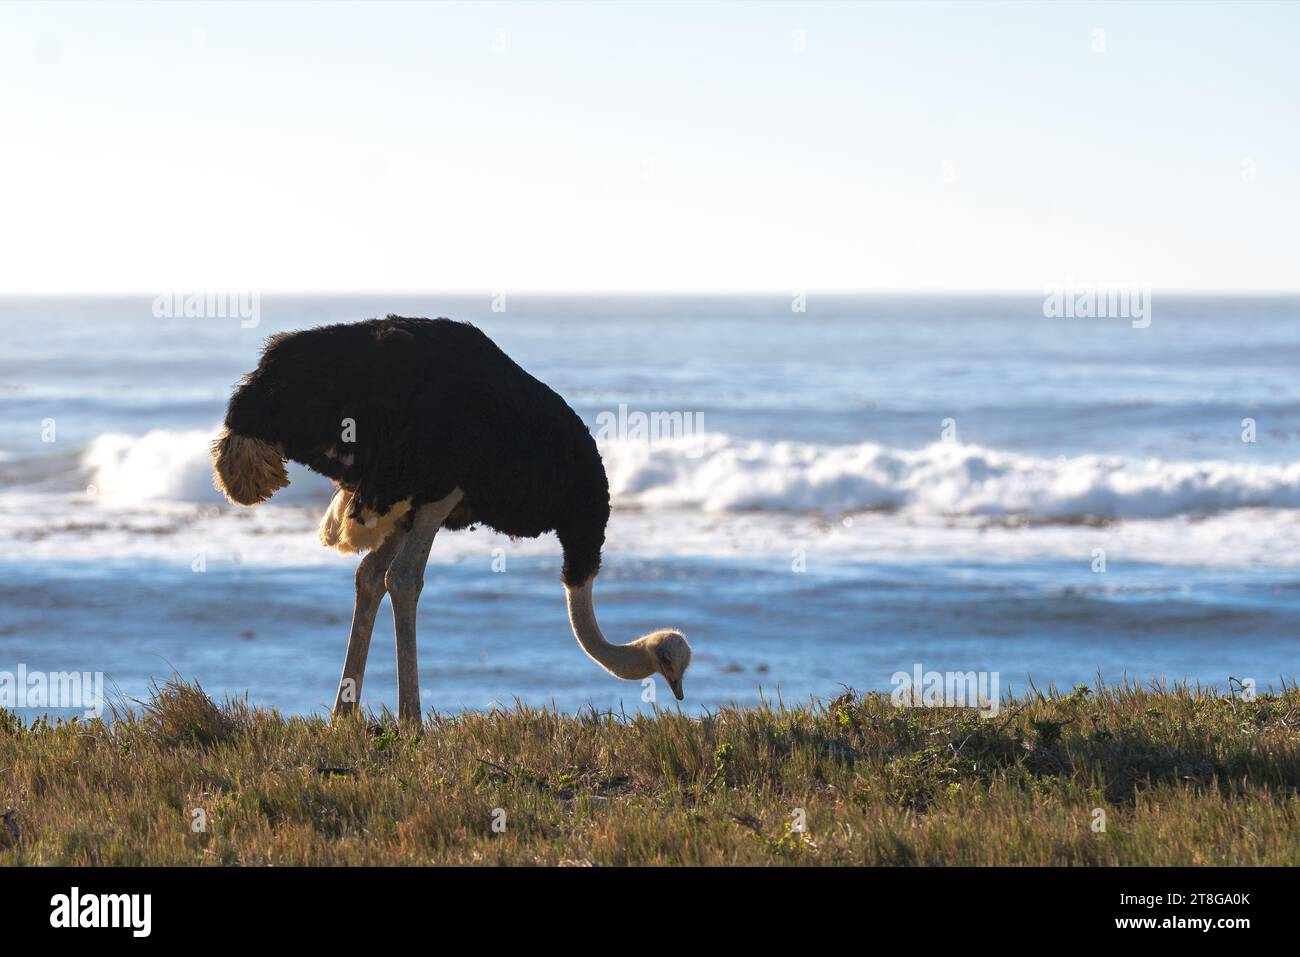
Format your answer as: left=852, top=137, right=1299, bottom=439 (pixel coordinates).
left=2, top=288, right=1300, bottom=298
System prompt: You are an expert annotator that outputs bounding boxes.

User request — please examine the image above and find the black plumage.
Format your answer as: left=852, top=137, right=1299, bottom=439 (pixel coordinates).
left=222, top=315, right=609, bottom=585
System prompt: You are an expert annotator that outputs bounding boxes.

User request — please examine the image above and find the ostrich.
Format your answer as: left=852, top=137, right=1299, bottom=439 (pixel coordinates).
left=211, top=315, right=691, bottom=721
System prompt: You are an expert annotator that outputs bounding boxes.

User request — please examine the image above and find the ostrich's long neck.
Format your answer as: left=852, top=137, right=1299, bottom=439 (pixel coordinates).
left=565, top=578, right=654, bottom=680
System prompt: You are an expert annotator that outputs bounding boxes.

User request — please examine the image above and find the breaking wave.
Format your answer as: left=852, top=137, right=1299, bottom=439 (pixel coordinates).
left=81, top=429, right=332, bottom=505
left=601, top=434, right=1300, bottom=519
left=66, top=428, right=1300, bottom=521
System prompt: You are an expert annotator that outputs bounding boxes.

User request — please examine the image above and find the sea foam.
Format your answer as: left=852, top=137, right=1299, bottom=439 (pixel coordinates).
left=83, top=429, right=332, bottom=505
left=77, top=428, right=1300, bottom=521
left=601, top=433, right=1300, bottom=519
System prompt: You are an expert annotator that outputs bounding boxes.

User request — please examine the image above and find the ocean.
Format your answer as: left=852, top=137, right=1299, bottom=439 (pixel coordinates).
left=2, top=294, right=1297, bottom=719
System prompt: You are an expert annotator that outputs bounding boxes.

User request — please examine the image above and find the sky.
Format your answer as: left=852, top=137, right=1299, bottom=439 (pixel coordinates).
left=0, top=0, right=1297, bottom=294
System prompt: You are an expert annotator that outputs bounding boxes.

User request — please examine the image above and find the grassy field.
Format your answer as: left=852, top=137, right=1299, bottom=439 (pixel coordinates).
left=1, top=679, right=1298, bottom=865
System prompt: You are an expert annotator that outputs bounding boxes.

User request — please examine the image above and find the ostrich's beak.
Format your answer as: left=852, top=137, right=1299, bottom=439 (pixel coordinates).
left=667, top=677, right=684, bottom=700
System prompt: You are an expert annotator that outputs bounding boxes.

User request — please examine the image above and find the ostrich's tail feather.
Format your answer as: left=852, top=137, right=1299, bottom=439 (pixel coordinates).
left=211, top=427, right=290, bottom=505
left=318, top=487, right=411, bottom=554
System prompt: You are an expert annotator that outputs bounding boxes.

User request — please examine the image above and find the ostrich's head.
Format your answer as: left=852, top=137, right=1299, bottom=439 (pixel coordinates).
left=564, top=578, right=693, bottom=700
left=640, top=629, right=692, bottom=700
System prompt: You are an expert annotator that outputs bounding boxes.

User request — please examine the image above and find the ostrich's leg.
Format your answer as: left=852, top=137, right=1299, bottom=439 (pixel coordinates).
left=331, top=526, right=407, bottom=718
left=386, top=489, right=463, bottom=723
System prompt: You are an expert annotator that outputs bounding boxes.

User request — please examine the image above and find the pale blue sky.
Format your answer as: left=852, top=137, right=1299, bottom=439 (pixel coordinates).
left=1, top=0, right=1296, bottom=292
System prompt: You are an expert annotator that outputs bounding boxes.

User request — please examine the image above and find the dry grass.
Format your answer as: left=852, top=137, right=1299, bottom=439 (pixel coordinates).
left=2, top=679, right=1298, bottom=865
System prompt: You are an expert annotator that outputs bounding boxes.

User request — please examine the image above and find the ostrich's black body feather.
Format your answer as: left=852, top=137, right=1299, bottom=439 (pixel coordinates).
left=222, top=315, right=609, bottom=585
